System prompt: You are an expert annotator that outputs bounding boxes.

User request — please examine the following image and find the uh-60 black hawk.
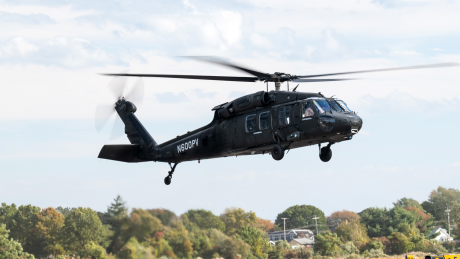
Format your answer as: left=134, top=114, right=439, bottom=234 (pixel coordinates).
left=96, top=57, right=458, bottom=185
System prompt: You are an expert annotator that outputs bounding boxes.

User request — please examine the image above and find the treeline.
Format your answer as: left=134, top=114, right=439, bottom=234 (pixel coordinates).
left=272, top=186, right=460, bottom=257
left=0, top=196, right=275, bottom=259
left=0, top=186, right=459, bottom=259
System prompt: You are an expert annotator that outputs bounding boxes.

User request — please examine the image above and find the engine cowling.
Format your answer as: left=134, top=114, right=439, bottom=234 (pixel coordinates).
left=218, top=91, right=270, bottom=118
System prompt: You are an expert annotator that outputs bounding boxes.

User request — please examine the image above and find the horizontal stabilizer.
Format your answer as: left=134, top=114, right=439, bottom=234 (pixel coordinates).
left=98, top=144, right=147, bottom=163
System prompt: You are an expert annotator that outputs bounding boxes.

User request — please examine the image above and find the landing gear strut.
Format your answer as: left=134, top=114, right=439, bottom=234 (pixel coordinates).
left=164, top=163, right=178, bottom=185
left=319, top=143, right=333, bottom=162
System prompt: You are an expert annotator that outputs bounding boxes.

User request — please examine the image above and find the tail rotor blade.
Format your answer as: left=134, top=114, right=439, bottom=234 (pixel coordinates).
left=107, top=74, right=128, bottom=99
left=109, top=116, right=125, bottom=140
left=95, top=103, right=115, bottom=132
left=126, top=77, right=144, bottom=106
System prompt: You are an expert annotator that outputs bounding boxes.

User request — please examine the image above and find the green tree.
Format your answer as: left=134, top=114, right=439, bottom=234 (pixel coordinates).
left=334, top=220, right=369, bottom=248
left=359, top=207, right=390, bottom=237
left=55, top=207, right=71, bottom=217
left=105, top=195, right=127, bottom=254
left=79, top=241, right=107, bottom=259
left=239, top=226, right=270, bottom=258
left=207, top=228, right=251, bottom=259
left=314, top=232, right=342, bottom=256
left=275, top=205, right=326, bottom=232
left=0, top=224, right=35, bottom=259
left=107, top=195, right=127, bottom=221
left=425, top=187, right=460, bottom=222
left=393, top=198, right=423, bottom=210
left=60, top=207, right=104, bottom=253
left=183, top=209, right=225, bottom=232
left=117, top=237, right=155, bottom=259
left=365, top=238, right=384, bottom=251
left=8, top=204, right=41, bottom=254
left=166, top=222, right=193, bottom=259
left=388, top=232, right=413, bottom=254
left=121, top=209, right=163, bottom=244
left=360, top=206, right=423, bottom=238
left=220, top=207, right=257, bottom=236
left=147, top=209, right=178, bottom=226
left=404, top=207, right=433, bottom=234
left=0, top=203, right=17, bottom=228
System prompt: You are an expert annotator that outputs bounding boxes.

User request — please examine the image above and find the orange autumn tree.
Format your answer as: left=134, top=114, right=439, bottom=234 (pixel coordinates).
left=252, top=218, right=275, bottom=233
left=327, top=210, right=361, bottom=226
left=32, top=207, right=65, bottom=257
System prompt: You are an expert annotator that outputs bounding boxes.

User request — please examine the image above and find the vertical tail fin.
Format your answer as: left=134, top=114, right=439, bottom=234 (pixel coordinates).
left=115, top=100, right=157, bottom=151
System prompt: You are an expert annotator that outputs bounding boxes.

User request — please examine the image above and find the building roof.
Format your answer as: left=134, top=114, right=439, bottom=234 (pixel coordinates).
left=291, top=238, right=315, bottom=245
left=430, top=227, right=449, bottom=236
left=269, top=229, right=315, bottom=235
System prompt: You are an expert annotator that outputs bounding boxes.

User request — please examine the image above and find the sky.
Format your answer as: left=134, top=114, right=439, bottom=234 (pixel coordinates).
left=1, top=0, right=460, bottom=222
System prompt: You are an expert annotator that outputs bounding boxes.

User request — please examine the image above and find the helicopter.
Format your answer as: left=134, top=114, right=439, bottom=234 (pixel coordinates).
left=96, top=57, right=458, bottom=185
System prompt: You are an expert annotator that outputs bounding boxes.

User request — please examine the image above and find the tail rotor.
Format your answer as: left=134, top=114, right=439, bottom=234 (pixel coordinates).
left=95, top=73, right=144, bottom=140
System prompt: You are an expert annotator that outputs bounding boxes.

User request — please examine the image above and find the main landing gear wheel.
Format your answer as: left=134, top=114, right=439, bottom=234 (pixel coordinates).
left=271, top=144, right=285, bottom=161
left=164, top=163, right=178, bottom=185
left=319, top=147, right=332, bottom=162
left=319, top=143, right=333, bottom=162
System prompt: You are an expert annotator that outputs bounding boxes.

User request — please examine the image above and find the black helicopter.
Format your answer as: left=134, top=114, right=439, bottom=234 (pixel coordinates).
left=96, top=57, right=458, bottom=185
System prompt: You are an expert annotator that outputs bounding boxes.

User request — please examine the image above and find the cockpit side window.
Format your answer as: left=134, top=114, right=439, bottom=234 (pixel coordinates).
left=329, top=100, right=344, bottom=112
left=245, top=114, right=256, bottom=133
left=336, top=100, right=352, bottom=112
left=313, top=99, right=331, bottom=114
left=302, top=102, right=315, bottom=118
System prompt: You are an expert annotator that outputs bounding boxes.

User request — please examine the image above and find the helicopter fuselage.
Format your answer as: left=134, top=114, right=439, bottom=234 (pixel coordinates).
left=98, top=90, right=363, bottom=165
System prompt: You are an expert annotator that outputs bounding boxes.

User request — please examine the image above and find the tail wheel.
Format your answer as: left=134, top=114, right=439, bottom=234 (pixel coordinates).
left=271, top=144, right=285, bottom=161
left=164, top=175, right=172, bottom=185
left=319, top=147, right=332, bottom=162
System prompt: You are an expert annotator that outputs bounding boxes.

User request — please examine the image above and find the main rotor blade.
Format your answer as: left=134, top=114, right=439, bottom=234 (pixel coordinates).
left=184, top=56, right=269, bottom=78
left=103, top=73, right=258, bottom=82
left=292, top=78, right=356, bottom=83
left=297, top=62, right=460, bottom=78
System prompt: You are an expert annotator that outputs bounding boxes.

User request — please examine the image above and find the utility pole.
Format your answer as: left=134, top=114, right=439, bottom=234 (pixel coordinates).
left=445, top=207, right=451, bottom=236
left=282, top=218, right=288, bottom=242
left=312, top=216, right=319, bottom=235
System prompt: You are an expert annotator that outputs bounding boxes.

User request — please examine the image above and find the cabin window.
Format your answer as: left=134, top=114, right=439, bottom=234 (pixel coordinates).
left=245, top=114, right=256, bottom=133
left=302, top=102, right=315, bottom=118
left=259, top=111, right=270, bottom=130
left=279, top=107, right=285, bottom=126
left=285, top=106, right=291, bottom=125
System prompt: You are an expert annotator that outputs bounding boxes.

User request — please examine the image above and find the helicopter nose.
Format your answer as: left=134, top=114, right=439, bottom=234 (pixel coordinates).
left=350, top=117, right=363, bottom=134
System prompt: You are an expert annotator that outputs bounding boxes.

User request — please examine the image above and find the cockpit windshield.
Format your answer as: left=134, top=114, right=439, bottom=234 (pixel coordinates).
left=329, top=100, right=343, bottom=112
left=312, top=99, right=331, bottom=114
left=336, top=100, right=352, bottom=112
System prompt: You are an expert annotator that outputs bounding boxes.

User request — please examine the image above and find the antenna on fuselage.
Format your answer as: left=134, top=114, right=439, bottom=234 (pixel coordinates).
left=292, top=84, right=300, bottom=92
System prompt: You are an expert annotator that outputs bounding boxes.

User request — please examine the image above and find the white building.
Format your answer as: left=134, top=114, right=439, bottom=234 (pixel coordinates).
left=430, top=227, right=453, bottom=242
left=268, top=229, right=315, bottom=243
